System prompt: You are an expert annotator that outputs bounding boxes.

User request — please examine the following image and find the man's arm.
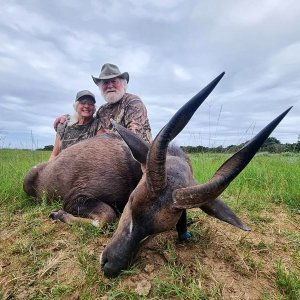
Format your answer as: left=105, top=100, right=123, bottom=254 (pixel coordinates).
left=53, top=115, right=69, bottom=131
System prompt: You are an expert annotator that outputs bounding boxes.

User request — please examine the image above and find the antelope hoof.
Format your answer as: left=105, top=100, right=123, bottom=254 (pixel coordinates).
left=49, top=210, right=71, bottom=223
left=178, top=231, right=192, bottom=242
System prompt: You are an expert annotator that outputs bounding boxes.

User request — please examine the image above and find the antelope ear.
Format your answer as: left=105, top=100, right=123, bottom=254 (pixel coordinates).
left=173, top=190, right=250, bottom=231
left=200, top=198, right=250, bottom=231
left=111, top=119, right=150, bottom=164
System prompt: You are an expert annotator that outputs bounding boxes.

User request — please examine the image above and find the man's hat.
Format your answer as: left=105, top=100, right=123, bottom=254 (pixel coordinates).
left=92, top=63, right=129, bottom=85
left=75, top=90, right=96, bottom=103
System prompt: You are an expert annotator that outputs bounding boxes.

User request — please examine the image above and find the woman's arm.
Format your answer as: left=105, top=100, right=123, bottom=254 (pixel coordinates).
left=49, top=133, right=62, bottom=161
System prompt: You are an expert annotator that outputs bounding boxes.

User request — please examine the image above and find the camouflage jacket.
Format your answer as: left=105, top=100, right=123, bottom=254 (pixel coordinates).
left=57, top=118, right=102, bottom=150
left=96, top=93, right=152, bottom=144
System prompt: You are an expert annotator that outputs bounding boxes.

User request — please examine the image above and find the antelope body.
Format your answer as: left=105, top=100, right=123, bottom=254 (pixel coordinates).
left=23, top=133, right=142, bottom=226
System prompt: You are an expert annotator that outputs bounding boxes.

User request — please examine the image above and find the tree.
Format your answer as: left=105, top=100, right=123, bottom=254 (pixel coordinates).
left=38, top=145, right=54, bottom=151
left=261, top=137, right=281, bottom=152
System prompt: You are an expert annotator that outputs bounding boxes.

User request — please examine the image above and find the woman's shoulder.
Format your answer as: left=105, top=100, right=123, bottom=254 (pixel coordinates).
left=89, top=117, right=102, bottom=131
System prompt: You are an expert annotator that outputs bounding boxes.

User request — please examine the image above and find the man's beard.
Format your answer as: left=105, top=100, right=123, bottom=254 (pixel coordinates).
left=102, top=89, right=125, bottom=104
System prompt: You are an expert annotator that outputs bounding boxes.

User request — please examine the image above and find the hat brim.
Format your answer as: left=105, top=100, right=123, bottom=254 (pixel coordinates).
left=92, top=72, right=129, bottom=85
left=77, top=95, right=96, bottom=103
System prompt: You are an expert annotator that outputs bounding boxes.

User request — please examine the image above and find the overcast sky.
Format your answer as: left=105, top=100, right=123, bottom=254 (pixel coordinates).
left=1, top=0, right=299, bottom=149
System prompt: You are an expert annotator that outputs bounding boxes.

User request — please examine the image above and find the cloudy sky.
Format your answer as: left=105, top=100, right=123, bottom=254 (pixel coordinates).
left=1, top=0, right=299, bottom=149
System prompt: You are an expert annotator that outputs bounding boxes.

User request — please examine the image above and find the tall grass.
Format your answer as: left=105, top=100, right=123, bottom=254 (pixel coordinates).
left=190, top=152, right=300, bottom=213
left=0, top=149, right=50, bottom=212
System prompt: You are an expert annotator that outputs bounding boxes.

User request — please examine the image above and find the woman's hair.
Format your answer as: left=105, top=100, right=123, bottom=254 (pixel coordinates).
left=68, top=101, right=80, bottom=126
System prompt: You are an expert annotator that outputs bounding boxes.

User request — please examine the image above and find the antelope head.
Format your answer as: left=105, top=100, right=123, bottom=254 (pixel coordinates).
left=100, top=72, right=291, bottom=277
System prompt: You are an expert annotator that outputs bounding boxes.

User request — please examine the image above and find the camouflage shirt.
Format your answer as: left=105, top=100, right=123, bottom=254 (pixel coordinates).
left=57, top=118, right=102, bottom=150
left=96, top=93, right=152, bottom=144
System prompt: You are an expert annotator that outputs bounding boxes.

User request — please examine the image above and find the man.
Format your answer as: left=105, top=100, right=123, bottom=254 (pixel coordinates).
left=55, top=63, right=152, bottom=144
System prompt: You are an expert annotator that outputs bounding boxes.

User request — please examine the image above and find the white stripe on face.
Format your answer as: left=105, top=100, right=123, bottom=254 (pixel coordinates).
left=129, top=218, right=133, bottom=233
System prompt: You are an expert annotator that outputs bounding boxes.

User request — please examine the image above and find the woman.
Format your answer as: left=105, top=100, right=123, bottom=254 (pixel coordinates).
left=49, top=90, right=104, bottom=160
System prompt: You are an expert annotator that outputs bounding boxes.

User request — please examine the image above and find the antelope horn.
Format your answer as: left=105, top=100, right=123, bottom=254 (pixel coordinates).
left=111, top=119, right=150, bottom=164
left=173, top=106, right=293, bottom=209
left=147, top=72, right=225, bottom=193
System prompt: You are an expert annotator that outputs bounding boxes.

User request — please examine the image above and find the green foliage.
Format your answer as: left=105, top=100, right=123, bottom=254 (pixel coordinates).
left=37, top=145, right=54, bottom=151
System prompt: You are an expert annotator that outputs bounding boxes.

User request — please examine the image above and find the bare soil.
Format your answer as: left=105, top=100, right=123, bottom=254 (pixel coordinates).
left=1, top=207, right=299, bottom=299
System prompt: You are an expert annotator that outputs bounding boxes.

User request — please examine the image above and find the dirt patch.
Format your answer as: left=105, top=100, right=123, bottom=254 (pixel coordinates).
left=1, top=207, right=299, bottom=299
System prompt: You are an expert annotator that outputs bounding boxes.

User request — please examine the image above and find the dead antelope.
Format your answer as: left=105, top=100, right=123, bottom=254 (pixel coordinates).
left=100, top=72, right=292, bottom=277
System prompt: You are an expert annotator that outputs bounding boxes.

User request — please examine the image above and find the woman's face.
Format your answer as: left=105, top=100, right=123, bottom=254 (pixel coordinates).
left=77, top=98, right=95, bottom=118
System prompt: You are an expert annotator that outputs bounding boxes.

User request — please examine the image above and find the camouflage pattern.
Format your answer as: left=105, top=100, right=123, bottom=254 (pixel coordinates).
left=57, top=118, right=102, bottom=150
left=96, top=93, right=152, bottom=144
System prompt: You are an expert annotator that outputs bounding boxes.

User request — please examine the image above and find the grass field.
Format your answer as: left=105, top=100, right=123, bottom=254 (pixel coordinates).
left=0, top=149, right=299, bottom=299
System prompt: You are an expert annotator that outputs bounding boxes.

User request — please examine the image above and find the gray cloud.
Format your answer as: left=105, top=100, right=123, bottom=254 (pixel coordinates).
left=0, top=0, right=299, bottom=148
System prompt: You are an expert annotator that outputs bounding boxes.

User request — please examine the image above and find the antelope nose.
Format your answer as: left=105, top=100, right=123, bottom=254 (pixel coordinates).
left=101, top=260, right=121, bottom=278
left=100, top=252, right=122, bottom=278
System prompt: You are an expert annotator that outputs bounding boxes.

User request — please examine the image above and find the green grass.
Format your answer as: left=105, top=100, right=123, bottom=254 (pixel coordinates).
left=1, top=149, right=300, bottom=299
left=153, top=263, right=221, bottom=300
left=275, top=261, right=300, bottom=300
left=190, top=152, right=300, bottom=212
left=0, top=149, right=50, bottom=212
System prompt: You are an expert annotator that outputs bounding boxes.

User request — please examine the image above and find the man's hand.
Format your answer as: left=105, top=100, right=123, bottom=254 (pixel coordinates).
left=53, top=115, right=68, bottom=131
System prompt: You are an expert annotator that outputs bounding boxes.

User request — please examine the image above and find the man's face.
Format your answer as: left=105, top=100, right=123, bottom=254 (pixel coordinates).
left=99, top=77, right=126, bottom=104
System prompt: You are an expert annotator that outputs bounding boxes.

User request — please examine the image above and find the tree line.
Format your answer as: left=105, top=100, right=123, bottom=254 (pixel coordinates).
left=181, top=137, right=300, bottom=153
left=38, top=137, right=300, bottom=153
